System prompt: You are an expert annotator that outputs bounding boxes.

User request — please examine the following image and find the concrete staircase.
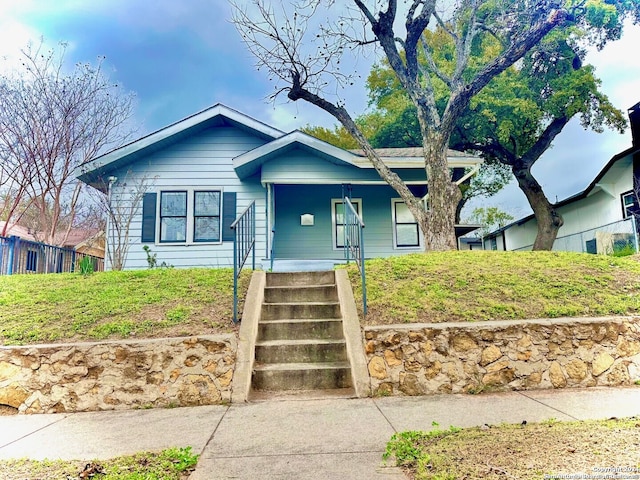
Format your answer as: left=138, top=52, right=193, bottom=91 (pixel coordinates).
left=251, top=271, right=354, bottom=395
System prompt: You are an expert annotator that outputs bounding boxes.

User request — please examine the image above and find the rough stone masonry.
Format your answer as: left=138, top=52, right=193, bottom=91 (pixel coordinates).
left=364, top=316, right=640, bottom=396
left=0, top=335, right=236, bottom=414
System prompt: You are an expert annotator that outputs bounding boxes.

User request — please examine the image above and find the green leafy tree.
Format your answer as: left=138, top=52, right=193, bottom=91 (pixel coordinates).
left=468, top=206, right=515, bottom=238
left=233, top=0, right=639, bottom=251
left=363, top=23, right=628, bottom=249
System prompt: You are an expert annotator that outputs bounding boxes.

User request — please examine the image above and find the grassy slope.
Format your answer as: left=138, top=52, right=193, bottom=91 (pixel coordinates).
left=2, top=251, right=640, bottom=345
left=0, top=268, right=250, bottom=345
left=347, top=251, right=640, bottom=324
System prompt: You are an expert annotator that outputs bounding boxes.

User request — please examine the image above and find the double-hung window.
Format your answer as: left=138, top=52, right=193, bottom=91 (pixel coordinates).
left=332, top=198, right=362, bottom=249
left=194, top=191, right=221, bottom=242
left=160, top=191, right=187, bottom=242
left=392, top=199, right=420, bottom=248
left=159, top=190, right=222, bottom=243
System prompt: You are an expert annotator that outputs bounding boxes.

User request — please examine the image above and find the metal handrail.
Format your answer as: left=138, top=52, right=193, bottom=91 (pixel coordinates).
left=269, top=223, right=276, bottom=272
left=230, top=201, right=256, bottom=323
left=343, top=197, right=367, bottom=315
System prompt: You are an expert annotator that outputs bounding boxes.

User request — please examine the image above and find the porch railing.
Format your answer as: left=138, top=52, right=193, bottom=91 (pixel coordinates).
left=343, top=197, right=367, bottom=315
left=269, top=223, right=276, bottom=272
left=0, top=235, right=104, bottom=275
left=230, top=201, right=256, bottom=323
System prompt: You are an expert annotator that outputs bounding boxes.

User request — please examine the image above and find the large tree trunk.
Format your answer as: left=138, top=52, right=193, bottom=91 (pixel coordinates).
left=512, top=163, right=563, bottom=250
left=422, top=131, right=461, bottom=251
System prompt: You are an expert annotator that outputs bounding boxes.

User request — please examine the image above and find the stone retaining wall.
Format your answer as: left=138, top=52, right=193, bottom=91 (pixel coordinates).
left=364, top=317, right=640, bottom=396
left=0, top=335, right=236, bottom=414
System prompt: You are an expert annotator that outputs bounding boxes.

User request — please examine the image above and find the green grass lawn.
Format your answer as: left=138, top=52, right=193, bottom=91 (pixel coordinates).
left=347, top=250, right=640, bottom=324
left=2, top=251, right=640, bottom=346
left=0, top=268, right=250, bottom=345
left=0, top=446, right=198, bottom=480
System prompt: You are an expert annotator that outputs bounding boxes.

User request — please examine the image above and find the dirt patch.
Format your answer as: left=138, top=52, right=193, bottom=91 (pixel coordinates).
left=393, top=417, right=640, bottom=480
left=0, top=404, right=18, bottom=416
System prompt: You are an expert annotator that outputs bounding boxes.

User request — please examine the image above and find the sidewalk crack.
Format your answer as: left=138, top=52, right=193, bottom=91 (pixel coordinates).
left=0, top=414, right=70, bottom=451
left=516, top=391, right=580, bottom=421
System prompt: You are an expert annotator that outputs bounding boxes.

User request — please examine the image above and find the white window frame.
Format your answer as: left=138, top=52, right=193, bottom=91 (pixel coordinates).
left=331, top=198, right=362, bottom=250
left=621, top=190, right=637, bottom=219
left=157, top=188, right=223, bottom=245
left=391, top=199, right=423, bottom=249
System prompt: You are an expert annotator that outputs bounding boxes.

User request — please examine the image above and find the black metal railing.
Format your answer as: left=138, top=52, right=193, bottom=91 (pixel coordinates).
left=343, top=197, right=367, bottom=315
left=230, top=201, right=256, bottom=323
left=0, top=235, right=104, bottom=275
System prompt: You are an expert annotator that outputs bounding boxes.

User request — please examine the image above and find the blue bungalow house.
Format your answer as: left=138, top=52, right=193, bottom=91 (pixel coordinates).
left=78, top=104, right=481, bottom=270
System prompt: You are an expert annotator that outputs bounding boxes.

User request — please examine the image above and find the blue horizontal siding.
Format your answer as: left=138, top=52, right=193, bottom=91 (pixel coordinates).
left=273, top=184, right=423, bottom=260
left=107, top=126, right=268, bottom=270
left=261, top=149, right=427, bottom=184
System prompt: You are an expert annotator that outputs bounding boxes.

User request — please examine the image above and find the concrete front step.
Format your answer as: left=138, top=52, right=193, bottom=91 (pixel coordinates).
left=249, top=387, right=355, bottom=401
left=257, top=318, right=344, bottom=341
left=264, top=285, right=339, bottom=303
left=266, top=271, right=336, bottom=287
left=261, top=302, right=341, bottom=320
left=255, top=339, right=348, bottom=364
left=252, top=362, right=352, bottom=391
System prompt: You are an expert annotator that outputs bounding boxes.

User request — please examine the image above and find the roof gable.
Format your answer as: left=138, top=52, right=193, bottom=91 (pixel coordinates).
left=233, top=130, right=359, bottom=180
left=77, top=104, right=284, bottom=188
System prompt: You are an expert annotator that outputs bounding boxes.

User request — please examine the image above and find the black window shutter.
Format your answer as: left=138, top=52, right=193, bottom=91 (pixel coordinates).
left=222, top=192, right=237, bottom=242
left=141, top=192, right=157, bottom=243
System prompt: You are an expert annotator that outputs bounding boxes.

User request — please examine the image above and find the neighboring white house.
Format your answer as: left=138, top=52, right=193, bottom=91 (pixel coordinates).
left=484, top=102, right=640, bottom=253
left=77, top=104, right=482, bottom=270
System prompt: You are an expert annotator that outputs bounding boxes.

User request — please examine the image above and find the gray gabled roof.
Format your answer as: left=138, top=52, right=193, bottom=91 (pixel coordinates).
left=349, top=147, right=482, bottom=168
left=76, top=104, right=284, bottom=189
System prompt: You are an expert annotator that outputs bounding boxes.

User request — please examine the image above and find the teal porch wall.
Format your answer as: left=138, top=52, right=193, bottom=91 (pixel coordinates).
left=273, top=184, right=424, bottom=259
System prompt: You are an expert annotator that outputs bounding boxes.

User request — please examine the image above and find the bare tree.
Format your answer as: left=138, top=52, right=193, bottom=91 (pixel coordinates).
left=232, top=0, right=637, bottom=251
left=93, top=172, right=156, bottom=271
left=0, top=41, right=136, bottom=245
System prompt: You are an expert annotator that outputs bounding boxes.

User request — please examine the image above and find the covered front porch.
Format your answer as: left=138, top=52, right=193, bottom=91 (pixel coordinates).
left=264, top=183, right=479, bottom=266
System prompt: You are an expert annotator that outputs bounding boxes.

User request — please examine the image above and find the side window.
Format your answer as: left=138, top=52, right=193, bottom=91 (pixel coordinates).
left=160, top=191, right=187, bottom=242
left=621, top=190, right=637, bottom=218
left=392, top=200, right=420, bottom=248
left=332, top=198, right=362, bottom=249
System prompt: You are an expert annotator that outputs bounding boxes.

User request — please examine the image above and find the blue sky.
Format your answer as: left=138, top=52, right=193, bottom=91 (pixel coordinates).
left=1, top=0, right=640, bottom=219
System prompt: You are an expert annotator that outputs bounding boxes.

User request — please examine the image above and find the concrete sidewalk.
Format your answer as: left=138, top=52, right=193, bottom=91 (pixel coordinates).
left=1, top=387, right=639, bottom=479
